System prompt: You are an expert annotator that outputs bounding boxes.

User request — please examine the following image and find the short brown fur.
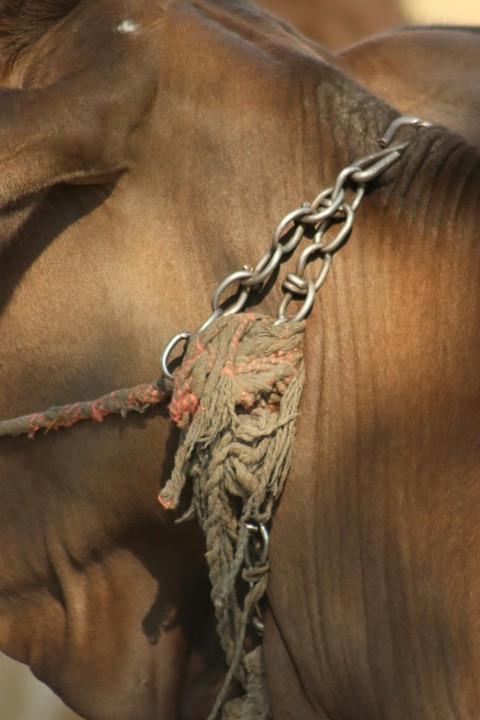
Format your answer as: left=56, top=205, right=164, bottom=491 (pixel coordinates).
left=0, top=0, right=81, bottom=72
left=0, top=3, right=479, bottom=720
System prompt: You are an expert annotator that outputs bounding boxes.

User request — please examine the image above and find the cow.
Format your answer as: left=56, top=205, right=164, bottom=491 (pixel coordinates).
left=0, top=2, right=479, bottom=720
left=338, top=27, right=480, bottom=147
left=252, top=0, right=406, bottom=48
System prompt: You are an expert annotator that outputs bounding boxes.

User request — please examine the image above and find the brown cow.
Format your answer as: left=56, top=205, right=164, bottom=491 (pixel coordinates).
left=254, top=0, right=406, bottom=48
left=338, top=27, right=480, bottom=146
left=0, top=2, right=479, bottom=720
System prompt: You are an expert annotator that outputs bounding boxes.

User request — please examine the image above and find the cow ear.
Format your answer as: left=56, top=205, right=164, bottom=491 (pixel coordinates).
left=338, top=29, right=480, bottom=147
left=0, top=4, right=161, bottom=210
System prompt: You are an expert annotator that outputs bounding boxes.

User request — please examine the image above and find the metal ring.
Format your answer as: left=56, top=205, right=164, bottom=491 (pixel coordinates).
left=295, top=240, right=324, bottom=276
left=302, top=187, right=345, bottom=224
left=319, top=204, right=354, bottom=254
left=211, top=269, right=253, bottom=312
left=331, top=165, right=362, bottom=200
left=350, top=184, right=365, bottom=212
left=252, top=614, right=264, bottom=635
left=160, top=331, right=192, bottom=380
left=282, top=272, right=308, bottom=296
left=277, top=280, right=316, bottom=324
left=351, top=151, right=402, bottom=183
left=313, top=252, right=333, bottom=292
left=279, top=222, right=308, bottom=255
left=352, top=142, right=409, bottom=170
left=291, top=245, right=333, bottom=293
left=271, top=206, right=312, bottom=250
left=245, top=521, right=270, bottom=568
left=241, top=245, right=283, bottom=288
left=222, top=287, right=251, bottom=316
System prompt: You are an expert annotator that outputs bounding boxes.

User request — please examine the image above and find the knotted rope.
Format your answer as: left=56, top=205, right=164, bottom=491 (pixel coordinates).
left=159, top=312, right=305, bottom=719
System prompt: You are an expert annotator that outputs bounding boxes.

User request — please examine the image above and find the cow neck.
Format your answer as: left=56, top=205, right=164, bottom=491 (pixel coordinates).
left=385, top=129, right=480, bottom=240
left=266, top=128, right=480, bottom=718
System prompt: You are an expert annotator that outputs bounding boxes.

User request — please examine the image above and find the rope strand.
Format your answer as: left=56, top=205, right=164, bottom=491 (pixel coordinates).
left=159, top=313, right=305, bottom=719
left=0, top=379, right=172, bottom=438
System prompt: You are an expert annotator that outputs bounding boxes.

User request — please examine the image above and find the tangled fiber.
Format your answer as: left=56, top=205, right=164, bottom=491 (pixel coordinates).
left=159, top=313, right=305, bottom=719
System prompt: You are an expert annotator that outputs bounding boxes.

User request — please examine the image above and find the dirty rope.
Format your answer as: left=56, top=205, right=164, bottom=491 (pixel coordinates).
left=0, top=381, right=171, bottom=438
left=0, top=312, right=305, bottom=719
left=159, top=313, right=305, bottom=720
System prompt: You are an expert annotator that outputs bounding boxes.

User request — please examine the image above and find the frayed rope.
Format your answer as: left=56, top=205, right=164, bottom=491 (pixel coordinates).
left=0, top=311, right=306, bottom=719
left=0, top=381, right=171, bottom=438
left=159, top=312, right=305, bottom=719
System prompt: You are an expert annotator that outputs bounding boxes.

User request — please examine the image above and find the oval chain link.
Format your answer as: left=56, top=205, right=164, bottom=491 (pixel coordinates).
left=161, top=116, right=433, bottom=378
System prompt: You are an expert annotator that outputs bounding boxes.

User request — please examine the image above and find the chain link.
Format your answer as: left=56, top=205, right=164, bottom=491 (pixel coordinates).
left=245, top=521, right=270, bottom=634
left=160, top=116, right=433, bottom=378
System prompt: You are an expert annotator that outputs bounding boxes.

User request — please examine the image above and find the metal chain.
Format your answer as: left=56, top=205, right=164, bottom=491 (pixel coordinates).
left=160, top=116, right=433, bottom=641
left=245, top=521, right=270, bottom=634
left=161, top=115, right=432, bottom=378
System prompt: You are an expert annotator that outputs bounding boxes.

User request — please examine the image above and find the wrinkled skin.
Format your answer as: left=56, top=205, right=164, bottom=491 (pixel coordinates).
left=338, top=27, right=480, bottom=147
left=0, top=2, right=479, bottom=719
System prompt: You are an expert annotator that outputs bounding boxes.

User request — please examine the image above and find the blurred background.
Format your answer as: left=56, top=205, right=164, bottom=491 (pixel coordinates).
left=1, top=0, right=479, bottom=718
left=406, top=0, right=480, bottom=24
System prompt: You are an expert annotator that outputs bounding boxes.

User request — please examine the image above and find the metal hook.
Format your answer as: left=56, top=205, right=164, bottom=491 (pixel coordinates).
left=160, top=331, right=192, bottom=379
left=378, top=116, right=433, bottom=148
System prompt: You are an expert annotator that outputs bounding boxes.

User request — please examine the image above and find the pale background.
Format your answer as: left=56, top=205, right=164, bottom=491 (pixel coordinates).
left=1, top=1, right=479, bottom=719
left=405, top=0, right=480, bottom=24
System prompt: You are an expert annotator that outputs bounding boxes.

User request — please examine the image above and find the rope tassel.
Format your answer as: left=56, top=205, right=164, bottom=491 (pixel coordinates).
left=159, top=313, right=305, bottom=719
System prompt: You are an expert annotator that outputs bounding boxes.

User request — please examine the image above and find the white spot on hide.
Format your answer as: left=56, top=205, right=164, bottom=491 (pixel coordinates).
left=116, top=20, right=139, bottom=34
